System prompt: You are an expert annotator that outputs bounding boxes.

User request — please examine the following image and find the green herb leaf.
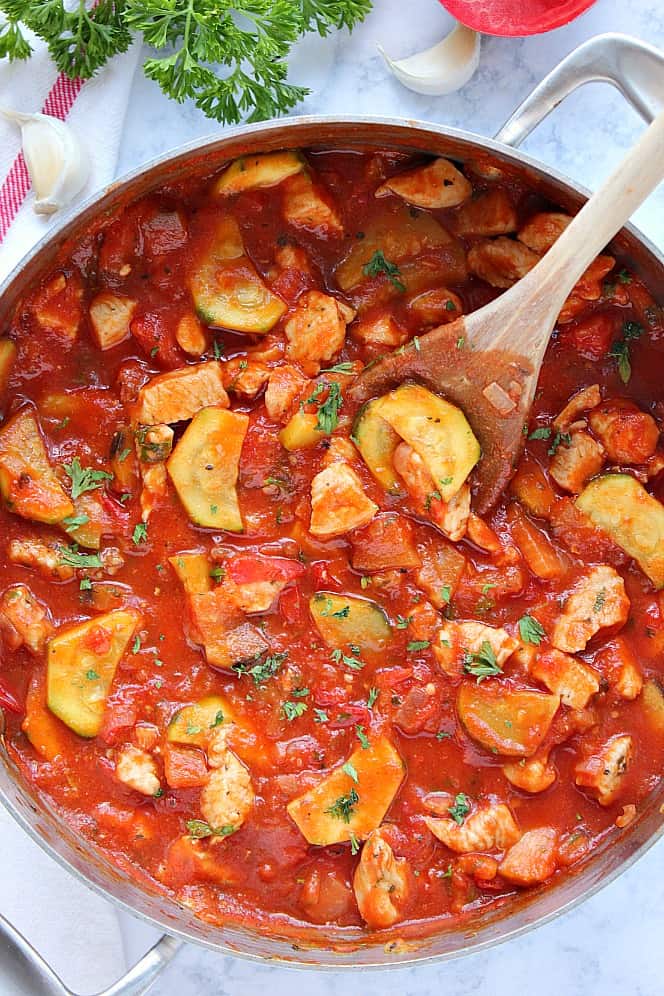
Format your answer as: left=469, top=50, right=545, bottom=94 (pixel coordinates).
left=362, top=250, right=406, bottom=292
left=518, top=614, right=546, bottom=646
left=349, top=831, right=360, bottom=855
left=448, top=792, right=471, bottom=826
left=63, top=457, right=112, bottom=500
left=407, top=640, right=430, bottom=652
left=462, top=641, right=502, bottom=682
left=325, top=788, right=359, bottom=823
left=132, top=521, right=148, bottom=545
left=528, top=426, right=552, bottom=441
left=234, top=651, right=287, bottom=685
left=185, top=819, right=236, bottom=839
left=282, top=700, right=307, bottom=721
left=313, top=708, right=329, bottom=723
left=342, top=761, right=359, bottom=783
left=58, top=545, right=103, bottom=570
left=367, top=687, right=379, bottom=708
left=315, top=381, right=343, bottom=434
left=547, top=431, right=572, bottom=456
left=355, top=725, right=370, bottom=749
left=62, top=513, right=90, bottom=533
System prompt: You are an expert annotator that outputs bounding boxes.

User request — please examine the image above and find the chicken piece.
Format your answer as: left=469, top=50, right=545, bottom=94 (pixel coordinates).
left=231, top=580, right=284, bottom=614
left=553, top=384, right=602, bottom=433
left=7, top=538, right=75, bottom=581
left=350, top=312, right=408, bottom=348
left=224, top=357, right=270, bottom=399
left=424, top=799, right=520, bottom=853
left=274, top=243, right=312, bottom=275
left=393, top=442, right=470, bottom=540
left=200, top=732, right=254, bottom=832
left=31, top=273, right=82, bottom=339
left=574, top=734, right=633, bottom=806
left=453, top=188, right=518, bottom=236
left=264, top=364, right=309, bottom=422
left=558, top=256, right=615, bottom=323
left=353, top=830, right=410, bottom=929
left=552, top=566, right=629, bottom=653
left=503, top=750, right=556, bottom=794
left=132, top=362, right=228, bottom=424
left=281, top=172, right=343, bottom=237
left=406, top=601, right=440, bottom=642
left=176, top=314, right=206, bottom=356
left=115, top=744, right=161, bottom=796
left=467, top=237, right=539, bottom=288
left=89, top=292, right=137, bottom=351
left=588, top=398, right=659, bottom=464
left=596, top=638, right=643, bottom=701
left=0, top=585, right=53, bottom=654
left=376, top=157, right=472, bottom=210
left=530, top=649, right=600, bottom=709
left=322, top=436, right=357, bottom=467
left=135, top=423, right=173, bottom=464
left=434, top=620, right=519, bottom=679
left=517, top=212, right=571, bottom=253
left=139, top=462, right=168, bottom=522
left=466, top=513, right=502, bottom=554
left=499, top=827, right=558, bottom=885
left=549, top=431, right=605, bottom=493
left=284, top=290, right=354, bottom=375
left=407, top=288, right=463, bottom=327
left=309, top=463, right=377, bottom=538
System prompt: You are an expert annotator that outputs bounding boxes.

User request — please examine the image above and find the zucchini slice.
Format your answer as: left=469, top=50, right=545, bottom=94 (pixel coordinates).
left=287, top=735, right=405, bottom=845
left=190, top=216, right=286, bottom=333
left=0, top=409, right=74, bottom=524
left=310, top=591, right=391, bottom=651
left=374, top=383, right=480, bottom=502
left=351, top=399, right=402, bottom=494
left=167, top=695, right=234, bottom=747
left=167, top=406, right=248, bottom=531
left=577, top=474, right=664, bottom=588
left=47, top=609, right=142, bottom=738
left=458, top=683, right=560, bottom=757
left=214, top=151, right=304, bottom=195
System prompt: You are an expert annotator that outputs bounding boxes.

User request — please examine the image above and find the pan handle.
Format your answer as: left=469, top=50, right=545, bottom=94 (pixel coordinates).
left=495, top=32, right=664, bottom=147
left=0, top=914, right=181, bottom=996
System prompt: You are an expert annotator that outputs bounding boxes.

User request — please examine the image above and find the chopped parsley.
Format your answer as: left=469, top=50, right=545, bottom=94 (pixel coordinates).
left=547, top=431, right=572, bottom=456
left=85, top=669, right=100, bottom=680
left=439, top=585, right=451, bottom=605
left=448, top=792, right=471, bottom=826
left=395, top=615, right=413, bottom=629
left=355, top=725, right=370, bottom=750
left=132, top=522, right=148, bottom=545
left=185, top=820, right=236, bottom=839
left=315, top=381, right=343, bottom=434
left=528, top=426, right=552, bottom=441
left=63, top=458, right=112, bottom=499
left=313, top=708, right=329, bottom=723
left=518, top=614, right=546, bottom=645
left=209, top=709, right=224, bottom=728
left=79, top=577, right=92, bottom=592
left=362, top=250, right=406, bottom=293
left=234, top=652, right=287, bottom=685
left=462, top=641, right=502, bottom=682
left=320, top=362, right=354, bottom=374
left=209, top=566, right=225, bottom=581
left=407, top=639, right=430, bottom=652
left=609, top=320, right=644, bottom=384
left=325, top=788, right=359, bottom=823
left=360, top=576, right=371, bottom=590
left=342, top=761, right=359, bottom=783
left=349, top=831, right=360, bottom=855
left=367, top=687, right=379, bottom=708
left=331, top=648, right=365, bottom=670
left=58, top=545, right=103, bottom=569
left=425, top=490, right=441, bottom=511
left=282, top=701, right=308, bottom=721
left=62, top=513, right=90, bottom=532
left=132, top=635, right=142, bottom=654
left=593, top=588, right=606, bottom=613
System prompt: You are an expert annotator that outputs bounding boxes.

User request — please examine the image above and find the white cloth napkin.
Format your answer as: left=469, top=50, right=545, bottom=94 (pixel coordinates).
left=0, top=29, right=141, bottom=279
left=0, top=27, right=146, bottom=996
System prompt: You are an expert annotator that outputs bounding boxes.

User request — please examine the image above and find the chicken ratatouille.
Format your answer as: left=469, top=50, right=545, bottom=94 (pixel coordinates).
left=1, top=147, right=663, bottom=939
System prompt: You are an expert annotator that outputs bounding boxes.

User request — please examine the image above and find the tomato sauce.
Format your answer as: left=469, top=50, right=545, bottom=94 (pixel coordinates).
left=0, top=146, right=663, bottom=938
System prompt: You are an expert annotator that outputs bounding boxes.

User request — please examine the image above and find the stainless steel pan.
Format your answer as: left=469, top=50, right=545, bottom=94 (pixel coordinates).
left=0, top=32, right=662, bottom=996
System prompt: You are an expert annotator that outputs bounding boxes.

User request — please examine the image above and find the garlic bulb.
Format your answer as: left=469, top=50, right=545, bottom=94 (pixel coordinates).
left=0, top=107, right=89, bottom=215
left=379, top=22, right=481, bottom=97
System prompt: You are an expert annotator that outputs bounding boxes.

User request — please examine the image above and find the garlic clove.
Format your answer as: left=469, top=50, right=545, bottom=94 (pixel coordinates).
left=0, top=107, right=89, bottom=215
left=378, top=22, right=481, bottom=97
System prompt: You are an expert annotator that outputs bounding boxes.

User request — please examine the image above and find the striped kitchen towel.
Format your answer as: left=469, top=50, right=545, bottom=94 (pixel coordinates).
left=0, top=26, right=141, bottom=280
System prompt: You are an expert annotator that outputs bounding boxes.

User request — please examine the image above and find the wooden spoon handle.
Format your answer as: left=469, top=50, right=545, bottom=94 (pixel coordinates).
left=493, top=106, right=664, bottom=358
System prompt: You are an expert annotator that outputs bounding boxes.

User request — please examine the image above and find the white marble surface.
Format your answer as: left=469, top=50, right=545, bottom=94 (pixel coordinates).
left=113, top=1, right=664, bottom=992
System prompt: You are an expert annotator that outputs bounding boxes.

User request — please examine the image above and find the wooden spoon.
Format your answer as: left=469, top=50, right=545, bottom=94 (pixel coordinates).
left=350, top=109, right=664, bottom=514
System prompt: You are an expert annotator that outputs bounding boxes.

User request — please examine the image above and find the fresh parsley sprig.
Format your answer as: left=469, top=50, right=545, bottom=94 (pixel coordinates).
left=0, top=1, right=372, bottom=125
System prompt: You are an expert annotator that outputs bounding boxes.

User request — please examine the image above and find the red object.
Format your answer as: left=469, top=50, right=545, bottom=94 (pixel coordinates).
left=228, top=555, right=305, bottom=586
left=0, top=680, right=22, bottom=715
left=439, top=0, right=597, bottom=36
